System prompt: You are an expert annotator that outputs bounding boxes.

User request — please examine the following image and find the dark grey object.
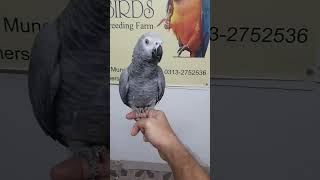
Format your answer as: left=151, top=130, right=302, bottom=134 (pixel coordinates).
left=28, top=0, right=109, bottom=179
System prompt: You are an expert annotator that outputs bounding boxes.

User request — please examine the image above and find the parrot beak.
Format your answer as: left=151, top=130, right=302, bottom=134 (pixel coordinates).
left=152, top=45, right=163, bottom=62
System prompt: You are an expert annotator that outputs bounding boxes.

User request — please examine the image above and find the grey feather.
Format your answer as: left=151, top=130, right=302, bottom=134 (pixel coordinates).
left=28, top=21, right=63, bottom=144
left=156, top=67, right=165, bottom=104
left=119, top=68, right=130, bottom=107
left=29, top=0, right=109, bottom=148
left=29, top=1, right=109, bottom=178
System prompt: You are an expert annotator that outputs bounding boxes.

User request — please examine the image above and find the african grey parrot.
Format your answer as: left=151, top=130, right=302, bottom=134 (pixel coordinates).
left=28, top=0, right=109, bottom=179
left=119, top=32, right=165, bottom=114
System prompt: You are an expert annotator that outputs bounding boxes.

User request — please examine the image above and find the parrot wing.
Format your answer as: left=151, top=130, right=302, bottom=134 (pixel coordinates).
left=28, top=22, right=63, bottom=144
left=197, top=0, right=210, bottom=57
left=156, top=67, right=166, bottom=104
left=119, top=68, right=130, bottom=107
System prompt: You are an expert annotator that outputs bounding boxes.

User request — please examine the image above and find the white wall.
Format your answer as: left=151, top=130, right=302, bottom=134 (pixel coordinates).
left=110, top=85, right=211, bottom=166
left=4, top=72, right=319, bottom=180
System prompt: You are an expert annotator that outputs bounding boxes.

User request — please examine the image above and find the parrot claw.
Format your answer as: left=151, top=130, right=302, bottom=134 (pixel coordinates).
left=157, top=18, right=166, bottom=27
left=134, top=108, right=142, bottom=119
left=135, top=108, right=150, bottom=119
left=143, top=107, right=151, bottom=115
left=157, top=18, right=171, bottom=30
left=177, top=45, right=191, bottom=56
left=135, top=107, right=153, bottom=118
left=140, top=107, right=147, bottom=115
left=164, top=20, right=171, bottom=30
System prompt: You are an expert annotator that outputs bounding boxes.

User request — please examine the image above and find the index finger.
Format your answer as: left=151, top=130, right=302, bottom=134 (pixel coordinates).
left=126, top=111, right=137, bottom=119
left=126, top=111, right=148, bottom=120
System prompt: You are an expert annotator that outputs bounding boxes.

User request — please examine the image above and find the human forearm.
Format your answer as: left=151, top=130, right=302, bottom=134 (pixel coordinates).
left=162, top=138, right=209, bottom=180
left=126, top=110, right=209, bottom=180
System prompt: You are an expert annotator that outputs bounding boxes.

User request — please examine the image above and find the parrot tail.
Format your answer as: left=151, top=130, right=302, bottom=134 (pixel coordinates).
left=197, top=0, right=210, bottom=57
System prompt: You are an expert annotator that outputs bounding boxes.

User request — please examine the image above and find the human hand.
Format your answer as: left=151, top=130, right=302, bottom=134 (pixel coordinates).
left=126, top=110, right=210, bottom=180
left=126, top=110, right=180, bottom=161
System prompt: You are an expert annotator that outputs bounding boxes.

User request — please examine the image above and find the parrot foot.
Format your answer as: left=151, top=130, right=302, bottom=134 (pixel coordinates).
left=143, top=107, right=152, bottom=116
left=142, top=107, right=147, bottom=113
left=177, top=44, right=192, bottom=57
left=135, top=107, right=153, bottom=118
left=134, top=107, right=154, bottom=119
left=164, top=19, right=171, bottom=30
left=134, top=108, right=143, bottom=119
left=178, top=39, right=183, bottom=48
left=157, top=17, right=171, bottom=30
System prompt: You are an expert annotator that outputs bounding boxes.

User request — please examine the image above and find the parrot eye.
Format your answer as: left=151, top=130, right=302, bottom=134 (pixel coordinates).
left=145, top=39, right=149, bottom=45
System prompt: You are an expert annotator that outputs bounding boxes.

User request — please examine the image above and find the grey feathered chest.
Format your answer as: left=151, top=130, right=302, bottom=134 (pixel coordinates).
left=127, top=65, right=160, bottom=108
left=119, top=62, right=165, bottom=112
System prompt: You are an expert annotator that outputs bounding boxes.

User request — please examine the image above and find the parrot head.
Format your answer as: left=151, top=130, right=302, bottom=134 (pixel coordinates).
left=133, top=32, right=163, bottom=63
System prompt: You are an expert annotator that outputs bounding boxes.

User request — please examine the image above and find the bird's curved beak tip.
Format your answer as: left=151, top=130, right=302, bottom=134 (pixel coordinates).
left=153, top=45, right=163, bottom=62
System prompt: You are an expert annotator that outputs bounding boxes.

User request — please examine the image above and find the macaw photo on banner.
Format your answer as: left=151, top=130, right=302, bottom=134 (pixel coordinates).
left=110, top=0, right=211, bottom=87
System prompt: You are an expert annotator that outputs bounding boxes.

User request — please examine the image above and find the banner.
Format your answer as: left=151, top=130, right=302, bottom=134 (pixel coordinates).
left=212, top=0, right=318, bottom=80
left=0, top=0, right=68, bottom=72
left=110, top=0, right=211, bottom=87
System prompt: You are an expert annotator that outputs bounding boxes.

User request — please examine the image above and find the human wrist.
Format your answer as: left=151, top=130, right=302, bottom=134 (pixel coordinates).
left=158, top=134, right=187, bottom=163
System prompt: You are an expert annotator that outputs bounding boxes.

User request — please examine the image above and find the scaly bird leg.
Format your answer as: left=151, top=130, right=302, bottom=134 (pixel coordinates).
left=134, top=108, right=144, bottom=119
left=178, top=38, right=183, bottom=48
left=142, top=107, right=151, bottom=115
left=182, top=19, right=202, bottom=57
